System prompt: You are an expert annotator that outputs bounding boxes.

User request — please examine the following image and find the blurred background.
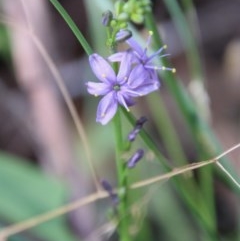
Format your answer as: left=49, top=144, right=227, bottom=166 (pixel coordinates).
left=0, top=0, right=239, bottom=240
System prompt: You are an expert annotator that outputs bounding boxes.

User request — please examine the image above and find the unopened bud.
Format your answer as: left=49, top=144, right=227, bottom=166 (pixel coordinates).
left=136, top=116, right=148, bottom=126
left=117, top=12, right=129, bottom=22
left=102, top=10, right=113, bottom=26
left=101, top=179, right=118, bottom=205
left=128, top=116, right=148, bottom=142
left=116, top=29, right=132, bottom=42
left=127, top=149, right=144, bottom=168
left=131, top=13, right=144, bottom=24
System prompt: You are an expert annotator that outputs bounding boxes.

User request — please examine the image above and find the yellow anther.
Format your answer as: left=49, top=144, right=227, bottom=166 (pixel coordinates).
left=172, top=68, right=176, bottom=73
left=162, top=66, right=166, bottom=70
left=149, top=30, right=153, bottom=36
left=163, top=44, right=167, bottom=49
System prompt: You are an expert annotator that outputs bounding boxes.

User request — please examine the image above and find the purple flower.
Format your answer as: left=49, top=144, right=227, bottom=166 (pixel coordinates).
left=86, top=53, right=159, bottom=125
left=110, top=31, right=175, bottom=79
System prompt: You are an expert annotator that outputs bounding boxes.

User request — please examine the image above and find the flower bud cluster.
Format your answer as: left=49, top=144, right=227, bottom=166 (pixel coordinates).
left=102, top=0, right=152, bottom=47
left=115, top=0, right=151, bottom=24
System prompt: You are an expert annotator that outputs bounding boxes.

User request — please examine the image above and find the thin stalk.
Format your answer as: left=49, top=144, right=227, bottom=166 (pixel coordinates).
left=123, top=109, right=216, bottom=240
left=113, top=110, right=130, bottom=241
left=144, top=10, right=240, bottom=194
left=144, top=10, right=219, bottom=236
left=121, top=107, right=171, bottom=170
left=49, top=0, right=93, bottom=55
left=163, top=0, right=203, bottom=80
left=147, top=93, right=186, bottom=165
left=1, top=142, right=239, bottom=239
left=179, top=0, right=216, bottom=218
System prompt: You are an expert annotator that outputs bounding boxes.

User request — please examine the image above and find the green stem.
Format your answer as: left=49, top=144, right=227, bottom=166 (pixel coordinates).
left=113, top=110, right=130, bottom=241
left=147, top=93, right=186, bottom=165
left=163, top=0, right=203, bottom=80
left=121, top=107, right=171, bottom=170
left=123, top=110, right=216, bottom=239
left=162, top=0, right=217, bottom=229
left=49, top=0, right=93, bottom=56
left=144, top=10, right=218, bottom=238
left=144, top=10, right=240, bottom=195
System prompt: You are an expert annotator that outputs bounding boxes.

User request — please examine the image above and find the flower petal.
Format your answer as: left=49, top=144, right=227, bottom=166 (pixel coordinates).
left=117, top=52, right=133, bottom=84
left=118, top=91, right=135, bottom=106
left=128, top=65, right=148, bottom=87
left=108, top=52, right=125, bottom=62
left=96, top=92, right=118, bottom=125
left=126, top=38, right=144, bottom=58
left=86, top=82, right=111, bottom=96
left=117, top=92, right=130, bottom=111
left=131, top=80, right=160, bottom=96
left=89, top=54, right=116, bottom=83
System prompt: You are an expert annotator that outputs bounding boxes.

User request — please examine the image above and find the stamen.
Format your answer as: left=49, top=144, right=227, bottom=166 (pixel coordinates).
left=145, top=65, right=175, bottom=72
left=147, top=45, right=167, bottom=62
left=149, top=30, right=153, bottom=36
left=144, top=31, right=154, bottom=55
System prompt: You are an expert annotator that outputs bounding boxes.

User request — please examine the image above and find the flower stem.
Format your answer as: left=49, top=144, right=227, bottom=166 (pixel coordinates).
left=144, top=8, right=239, bottom=193
left=144, top=10, right=218, bottom=238
left=49, top=0, right=93, bottom=56
left=113, top=110, right=130, bottom=241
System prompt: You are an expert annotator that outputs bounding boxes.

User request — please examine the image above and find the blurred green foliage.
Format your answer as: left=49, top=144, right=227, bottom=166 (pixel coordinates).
left=0, top=152, right=77, bottom=241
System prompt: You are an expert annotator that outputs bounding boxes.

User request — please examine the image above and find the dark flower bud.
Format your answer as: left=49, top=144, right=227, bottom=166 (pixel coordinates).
left=116, top=29, right=132, bottom=42
left=128, top=116, right=148, bottom=142
left=128, top=129, right=139, bottom=142
left=136, top=116, right=148, bottom=127
left=102, top=10, right=113, bottom=26
left=101, top=179, right=119, bottom=205
left=101, top=179, right=113, bottom=192
left=127, top=149, right=144, bottom=168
